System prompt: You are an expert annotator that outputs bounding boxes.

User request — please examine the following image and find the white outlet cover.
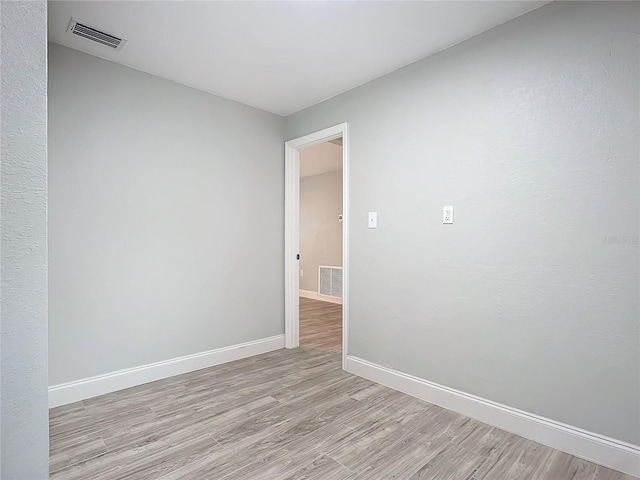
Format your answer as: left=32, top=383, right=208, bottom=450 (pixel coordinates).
left=443, top=206, right=454, bottom=224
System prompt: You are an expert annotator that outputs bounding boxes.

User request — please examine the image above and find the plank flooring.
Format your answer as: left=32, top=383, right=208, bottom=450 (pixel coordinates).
left=299, top=296, right=342, bottom=353
left=50, top=348, right=637, bottom=480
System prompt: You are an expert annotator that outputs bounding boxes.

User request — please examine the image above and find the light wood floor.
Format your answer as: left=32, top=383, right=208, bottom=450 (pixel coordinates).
left=300, top=296, right=342, bottom=353
left=50, top=348, right=636, bottom=480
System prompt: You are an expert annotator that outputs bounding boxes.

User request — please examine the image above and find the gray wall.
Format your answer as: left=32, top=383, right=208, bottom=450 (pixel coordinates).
left=285, top=1, right=640, bottom=445
left=0, top=1, right=50, bottom=478
left=300, top=171, right=343, bottom=292
left=49, top=44, right=285, bottom=385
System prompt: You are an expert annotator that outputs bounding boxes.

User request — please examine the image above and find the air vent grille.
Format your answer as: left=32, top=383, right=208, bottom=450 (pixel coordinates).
left=318, top=266, right=343, bottom=299
left=67, top=18, right=126, bottom=50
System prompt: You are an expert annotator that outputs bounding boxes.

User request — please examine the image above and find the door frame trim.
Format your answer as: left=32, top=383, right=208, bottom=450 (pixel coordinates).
left=284, top=122, right=349, bottom=369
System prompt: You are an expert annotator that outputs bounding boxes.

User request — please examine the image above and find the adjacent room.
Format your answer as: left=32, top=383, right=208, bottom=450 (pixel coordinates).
left=0, top=1, right=638, bottom=479
left=299, top=140, right=344, bottom=354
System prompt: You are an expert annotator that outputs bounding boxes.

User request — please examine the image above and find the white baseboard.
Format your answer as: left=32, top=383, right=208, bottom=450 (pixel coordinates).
left=345, top=355, right=640, bottom=477
left=299, top=289, right=342, bottom=305
left=49, top=335, right=285, bottom=408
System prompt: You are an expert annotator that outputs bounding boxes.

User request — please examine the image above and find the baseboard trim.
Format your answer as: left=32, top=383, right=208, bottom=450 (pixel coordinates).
left=299, top=289, right=342, bottom=305
left=345, top=355, right=640, bottom=477
left=49, top=335, right=285, bottom=408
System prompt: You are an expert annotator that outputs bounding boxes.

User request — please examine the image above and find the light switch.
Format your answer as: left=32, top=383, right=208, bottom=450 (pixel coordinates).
left=443, top=206, right=454, bottom=224
left=368, top=212, right=378, bottom=229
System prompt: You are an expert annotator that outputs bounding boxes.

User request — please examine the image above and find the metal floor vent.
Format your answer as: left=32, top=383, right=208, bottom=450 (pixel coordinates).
left=318, top=266, right=343, bottom=299
left=67, top=18, right=127, bottom=50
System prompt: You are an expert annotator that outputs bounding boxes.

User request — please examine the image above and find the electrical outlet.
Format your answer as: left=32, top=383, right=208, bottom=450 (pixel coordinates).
left=443, top=206, right=454, bottom=224
left=300, top=270, right=304, bottom=277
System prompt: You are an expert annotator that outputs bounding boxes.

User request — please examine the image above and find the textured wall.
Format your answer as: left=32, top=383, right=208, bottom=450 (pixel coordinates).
left=48, top=44, right=284, bottom=385
left=0, top=1, right=50, bottom=477
left=285, top=2, right=640, bottom=445
left=300, top=170, right=343, bottom=292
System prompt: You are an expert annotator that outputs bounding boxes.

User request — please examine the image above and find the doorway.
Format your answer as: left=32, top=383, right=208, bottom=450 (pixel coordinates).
left=284, top=123, right=349, bottom=369
left=299, top=140, right=343, bottom=353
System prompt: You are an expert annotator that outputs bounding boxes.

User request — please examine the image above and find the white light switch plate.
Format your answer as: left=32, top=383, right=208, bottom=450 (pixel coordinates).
left=443, top=206, right=454, bottom=224
left=368, top=212, right=378, bottom=229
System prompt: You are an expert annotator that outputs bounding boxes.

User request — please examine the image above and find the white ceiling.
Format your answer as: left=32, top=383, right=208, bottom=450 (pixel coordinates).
left=300, top=142, right=342, bottom=178
left=48, top=1, right=549, bottom=116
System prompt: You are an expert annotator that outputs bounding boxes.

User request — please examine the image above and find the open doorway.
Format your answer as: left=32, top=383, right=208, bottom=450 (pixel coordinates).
left=284, top=123, right=349, bottom=369
left=298, top=139, right=343, bottom=353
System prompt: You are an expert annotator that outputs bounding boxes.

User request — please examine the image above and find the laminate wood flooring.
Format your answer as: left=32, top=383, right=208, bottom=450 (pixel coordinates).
left=50, top=348, right=637, bottom=480
left=299, top=297, right=342, bottom=353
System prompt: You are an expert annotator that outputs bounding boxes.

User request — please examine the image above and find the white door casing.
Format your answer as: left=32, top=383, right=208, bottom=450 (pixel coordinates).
left=284, top=123, right=349, bottom=370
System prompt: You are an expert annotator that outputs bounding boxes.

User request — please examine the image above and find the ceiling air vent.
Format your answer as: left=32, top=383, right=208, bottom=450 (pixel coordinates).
left=67, top=18, right=127, bottom=50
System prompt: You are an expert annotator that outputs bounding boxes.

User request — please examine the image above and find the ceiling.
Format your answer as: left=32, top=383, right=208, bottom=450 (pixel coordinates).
left=48, top=1, right=549, bottom=116
left=300, top=142, right=342, bottom=178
